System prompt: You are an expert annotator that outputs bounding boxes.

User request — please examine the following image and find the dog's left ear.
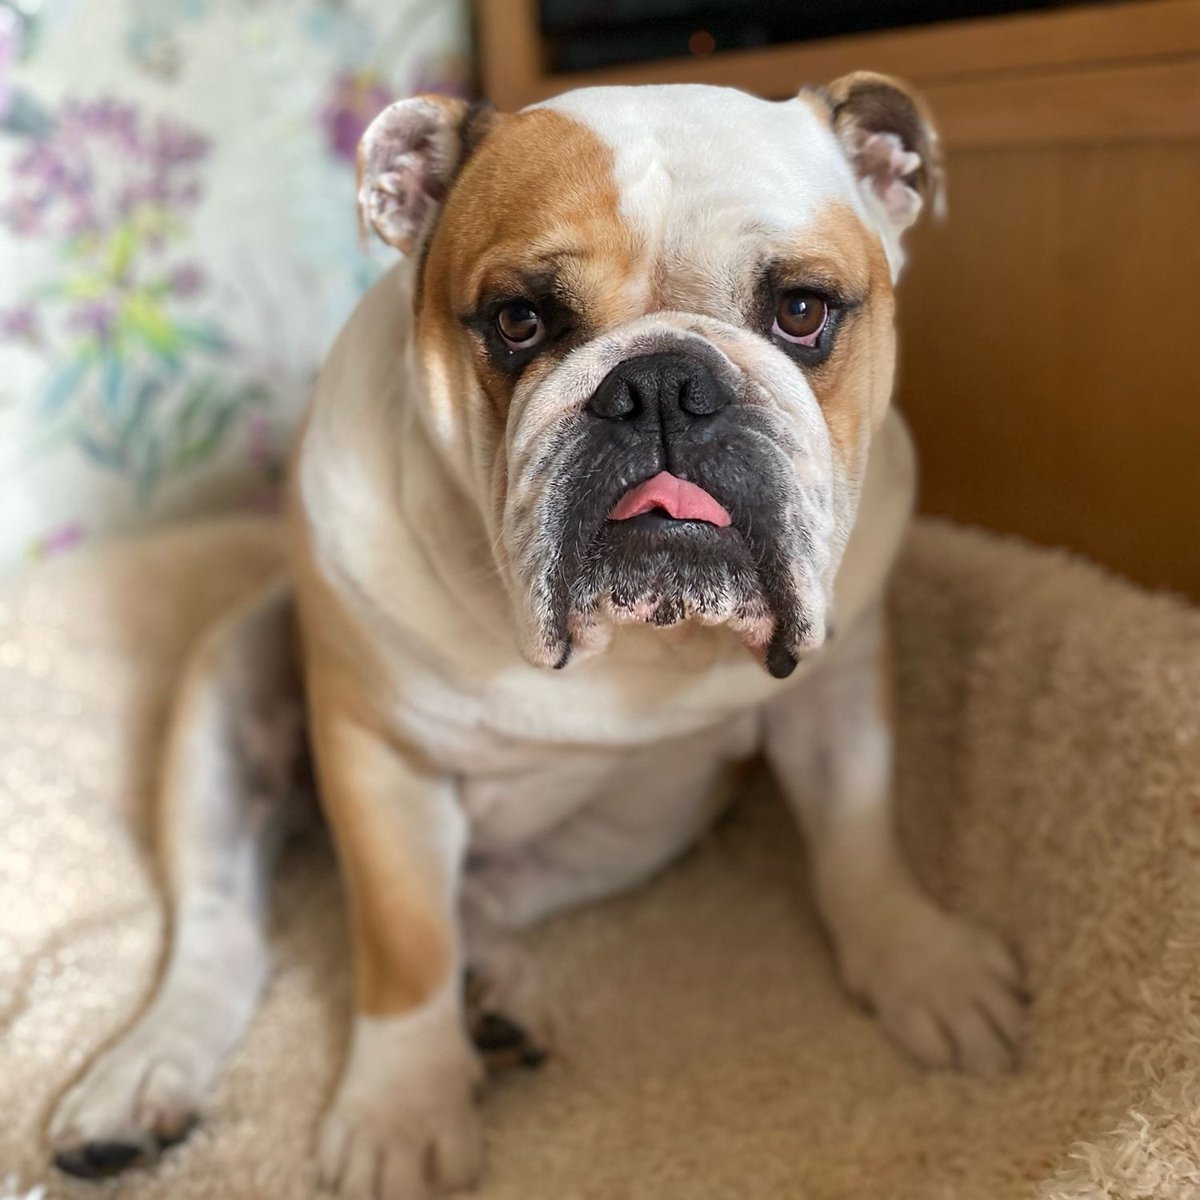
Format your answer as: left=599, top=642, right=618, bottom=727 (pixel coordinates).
left=357, top=95, right=497, bottom=254
left=825, top=72, right=943, bottom=249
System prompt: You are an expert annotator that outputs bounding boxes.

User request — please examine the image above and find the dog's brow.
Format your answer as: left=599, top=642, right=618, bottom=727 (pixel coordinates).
left=769, top=252, right=869, bottom=304
left=514, top=248, right=592, bottom=282
left=466, top=247, right=589, bottom=308
left=540, top=247, right=589, bottom=264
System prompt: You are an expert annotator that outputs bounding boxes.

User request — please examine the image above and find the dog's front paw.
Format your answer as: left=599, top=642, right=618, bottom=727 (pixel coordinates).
left=318, top=1088, right=481, bottom=1200
left=319, top=1011, right=483, bottom=1200
left=48, top=1017, right=216, bottom=1178
left=836, top=893, right=1027, bottom=1076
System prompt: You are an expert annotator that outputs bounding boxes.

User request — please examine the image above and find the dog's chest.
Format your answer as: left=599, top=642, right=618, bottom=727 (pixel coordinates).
left=457, top=748, right=629, bottom=849
left=400, top=699, right=759, bottom=852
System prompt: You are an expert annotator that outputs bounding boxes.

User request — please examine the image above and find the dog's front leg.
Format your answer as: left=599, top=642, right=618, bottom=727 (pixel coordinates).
left=307, top=675, right=481, bottom=1200
left=765, top=605, right=1027, bottom=1075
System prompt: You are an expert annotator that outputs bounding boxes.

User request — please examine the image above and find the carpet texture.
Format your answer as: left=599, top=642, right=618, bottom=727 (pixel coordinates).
left=2, top=515, right=1199, bottom=1200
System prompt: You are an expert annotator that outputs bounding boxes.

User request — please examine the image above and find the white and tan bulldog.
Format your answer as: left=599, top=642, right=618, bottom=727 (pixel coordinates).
left=50, top=77, right=1026, bottom=1197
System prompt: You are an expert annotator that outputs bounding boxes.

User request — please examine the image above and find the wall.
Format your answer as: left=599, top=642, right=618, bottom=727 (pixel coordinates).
left=898, top=139, right=1200, bottom=597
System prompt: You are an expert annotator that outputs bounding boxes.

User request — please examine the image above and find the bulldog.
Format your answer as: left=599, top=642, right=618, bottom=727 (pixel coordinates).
left=50, top=76, right=1026, bottom=1198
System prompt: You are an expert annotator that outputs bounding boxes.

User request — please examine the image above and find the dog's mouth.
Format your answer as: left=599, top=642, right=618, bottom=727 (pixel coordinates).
left=608, top=472, right=732, bottom=527
left=561, top=468, right=806, bottom=673
left=529, top=410, right=825, bottom=679
left=595, top=472, right=746, bottom=595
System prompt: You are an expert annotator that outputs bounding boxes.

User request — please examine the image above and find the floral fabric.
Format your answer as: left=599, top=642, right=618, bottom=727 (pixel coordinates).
left=0, top=0, right=469, bottom=566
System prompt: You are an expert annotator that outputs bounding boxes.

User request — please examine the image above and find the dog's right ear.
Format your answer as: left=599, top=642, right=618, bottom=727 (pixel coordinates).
left=825, top=73, right=943, bottom=240
left=357, top=96, right=497, bottom=255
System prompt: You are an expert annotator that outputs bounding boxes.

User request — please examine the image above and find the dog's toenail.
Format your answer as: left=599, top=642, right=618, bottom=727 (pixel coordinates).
left=55, top=1140, right=144, bottom=1178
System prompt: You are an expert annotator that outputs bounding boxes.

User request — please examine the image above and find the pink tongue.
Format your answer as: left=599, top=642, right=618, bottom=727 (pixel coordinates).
left=609, top=471, right=732, bottom=527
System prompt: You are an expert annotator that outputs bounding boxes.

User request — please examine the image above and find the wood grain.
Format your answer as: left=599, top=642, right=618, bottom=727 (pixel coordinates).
left=925, top=57, right=1200, bottom=148
left=896, top=140, right=1200, bottom=597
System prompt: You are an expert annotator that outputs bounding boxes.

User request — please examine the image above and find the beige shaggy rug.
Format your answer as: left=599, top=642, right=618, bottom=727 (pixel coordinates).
left=2, top=515, right=1200, bottom=1200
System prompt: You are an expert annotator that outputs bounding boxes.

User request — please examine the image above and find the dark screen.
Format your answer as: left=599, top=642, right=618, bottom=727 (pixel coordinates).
left=540, top=0, right=1087, bottom=73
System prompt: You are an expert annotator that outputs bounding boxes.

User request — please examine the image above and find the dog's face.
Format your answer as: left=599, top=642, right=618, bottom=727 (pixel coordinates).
left=357, top=80, right=940, bottom=676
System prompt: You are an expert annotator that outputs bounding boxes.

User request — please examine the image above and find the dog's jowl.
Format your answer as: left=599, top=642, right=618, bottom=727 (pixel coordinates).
left=50, top=78, right=1026, bottom=1199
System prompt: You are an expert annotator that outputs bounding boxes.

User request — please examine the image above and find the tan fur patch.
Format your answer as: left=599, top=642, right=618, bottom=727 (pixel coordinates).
left=418, top=108, right=641, bottom=414
left=778, top=202, right=897, bottom=473
left=289, top=504, right=453, bottom=1017
left=794, top=87, right=836, bottom=128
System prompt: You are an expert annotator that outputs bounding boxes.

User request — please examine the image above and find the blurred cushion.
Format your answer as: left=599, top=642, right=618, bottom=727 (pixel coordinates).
left=0, top=0, right=467, bottom=567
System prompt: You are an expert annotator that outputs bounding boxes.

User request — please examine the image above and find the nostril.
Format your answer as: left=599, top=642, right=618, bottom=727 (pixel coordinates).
left=589, top=378, right=638, bottom=420
left=679, top=390, right=723, bottom=417
left=677, top=370, right=728, bottom=418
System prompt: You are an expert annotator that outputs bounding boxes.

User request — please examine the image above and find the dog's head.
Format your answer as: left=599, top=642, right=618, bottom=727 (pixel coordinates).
left=357, top=80, right=940, bottom=677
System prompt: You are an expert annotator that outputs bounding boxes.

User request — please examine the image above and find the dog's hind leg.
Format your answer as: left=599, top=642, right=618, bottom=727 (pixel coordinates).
left=49, top=579, right=305, bottom=1179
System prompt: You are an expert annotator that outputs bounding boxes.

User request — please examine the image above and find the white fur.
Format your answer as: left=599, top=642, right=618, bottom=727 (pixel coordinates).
left=319, top=991, right=483, bottom=1200
left=765, top=605, right=1023, bottom=1075
left=541, top=86, right=871, bottom=274
left=541, top=85, right=913, bottom=279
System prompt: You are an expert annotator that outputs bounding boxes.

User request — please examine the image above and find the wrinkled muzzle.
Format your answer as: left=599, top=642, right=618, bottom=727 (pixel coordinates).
left=503, top=316, right=837, bottom=678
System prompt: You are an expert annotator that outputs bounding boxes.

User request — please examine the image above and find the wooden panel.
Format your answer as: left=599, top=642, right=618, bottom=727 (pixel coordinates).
left=476, top=0, right=545, bottom=105
left=924, top=57, right=1200, bottom=147
left=478, top=0, right=1200, bottom=136
left=895, top=140, right=1200, bottom=597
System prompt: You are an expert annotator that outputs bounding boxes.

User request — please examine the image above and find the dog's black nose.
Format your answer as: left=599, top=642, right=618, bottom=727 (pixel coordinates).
left=588, top=351, right=731, bottom=423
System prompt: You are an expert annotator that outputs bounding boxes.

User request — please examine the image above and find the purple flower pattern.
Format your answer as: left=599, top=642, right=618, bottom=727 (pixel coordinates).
left=320, top=69, right=392, bottom=165
left=0, top=302, right=40, bottom=344
left=0, top=95, right=259, bottom=491
left=1, top=0, right=470, bottom=562
left=4, top=98, right=208, bottom=240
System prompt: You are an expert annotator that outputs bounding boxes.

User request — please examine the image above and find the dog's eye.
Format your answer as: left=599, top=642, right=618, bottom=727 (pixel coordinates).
left=496, top=300, right=545, bottom=349
left=773, top=291, right=828, bottom=346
